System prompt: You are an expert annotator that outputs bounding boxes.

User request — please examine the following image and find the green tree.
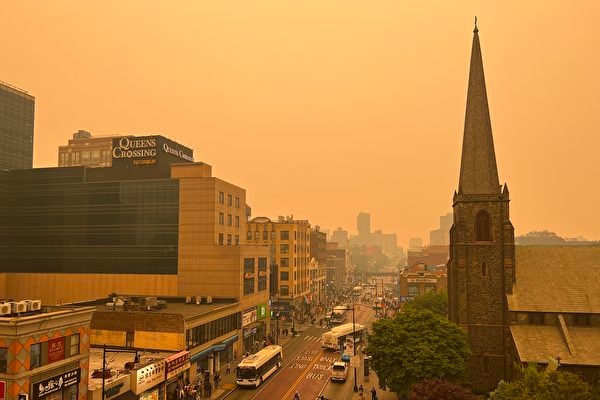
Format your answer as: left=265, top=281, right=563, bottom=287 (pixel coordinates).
left=402, top=290, right=448, bottom=317
left=408, top=379, right=477, bottom=400
left=490, top=364, right=597, bottom=400
left=365, top=309, right=469, bottom=397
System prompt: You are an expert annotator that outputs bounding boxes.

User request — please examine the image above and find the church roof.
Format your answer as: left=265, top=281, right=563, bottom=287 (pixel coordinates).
left=511, top=325, right=600, bottom=366
left=458, top=25, right=501, bottom=195
left=508, top=246, right=600, bottom=313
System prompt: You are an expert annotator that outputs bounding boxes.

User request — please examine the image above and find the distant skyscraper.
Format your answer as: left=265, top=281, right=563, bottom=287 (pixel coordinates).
left=430, top=212, right=453, bottom=245
left=357, top=212, right=371, bottom=237
left=0, top=81, right=34, bottom=169
left=408, top=237, right=423, bottom=251
left=331, top=227, right=349, bottom=248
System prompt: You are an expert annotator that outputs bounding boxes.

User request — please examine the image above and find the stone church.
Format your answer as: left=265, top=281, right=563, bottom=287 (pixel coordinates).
left=448, top=24, right=600, bottom=393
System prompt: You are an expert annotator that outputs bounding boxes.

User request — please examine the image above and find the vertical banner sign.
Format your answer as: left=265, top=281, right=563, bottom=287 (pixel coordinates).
left=47, top=337, right=65, bottom=363
left=0, top=381, right=6, bottom=400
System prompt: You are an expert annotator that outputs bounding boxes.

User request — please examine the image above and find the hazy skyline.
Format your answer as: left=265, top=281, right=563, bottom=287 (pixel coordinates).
left=1, top=1, right=599, bottom=247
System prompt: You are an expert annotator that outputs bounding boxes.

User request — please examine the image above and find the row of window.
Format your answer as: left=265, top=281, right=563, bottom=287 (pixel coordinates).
left=275, top=257, right=310, bottom=267
left=0, top=334, right=80, bottom=373
left=218, top=234, right=240, bottom=246
left=218, top=191, right=240, bottom=208
left=279, top=269, right=310, bottom=281
left=278, top=283, right=309, bottom=296
left=246, top=230, right=310, bottom=242
left=218, top=213, right=240, bottom=227
left=186, top=313, right=240, bottom=350
left=243, top=258, right=268, bottom=295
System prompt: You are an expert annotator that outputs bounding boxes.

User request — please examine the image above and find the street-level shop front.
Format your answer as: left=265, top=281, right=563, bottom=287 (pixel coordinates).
left=32, top=367, right=81, bottom=400
left=164, top=351, right=190, bottom=400
left=132, top=359, right=165, bottom=400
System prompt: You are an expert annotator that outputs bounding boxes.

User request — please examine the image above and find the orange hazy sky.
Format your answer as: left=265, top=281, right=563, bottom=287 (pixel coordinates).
left=1, top=1, right=599, bottom=247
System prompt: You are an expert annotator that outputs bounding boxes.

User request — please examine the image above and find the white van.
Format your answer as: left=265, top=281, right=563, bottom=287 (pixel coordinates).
left=330, top=361, right=348, bottom=382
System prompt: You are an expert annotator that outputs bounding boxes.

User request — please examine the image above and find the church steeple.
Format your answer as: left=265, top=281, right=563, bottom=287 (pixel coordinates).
left=458, top=22, right=500, bottom=194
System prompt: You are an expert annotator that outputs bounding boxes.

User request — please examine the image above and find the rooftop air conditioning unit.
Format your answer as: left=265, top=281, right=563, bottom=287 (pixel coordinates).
left=30, top=300, right=42, bottom=311
left=195, top=296, right=201, bottom=305
left=185, top=296, right=192, bottom=304
left=205, top=296, right=212, bottom=304
left=0, top=303, right=11, bottom=316
left=15, top=301, right=27, bottom=314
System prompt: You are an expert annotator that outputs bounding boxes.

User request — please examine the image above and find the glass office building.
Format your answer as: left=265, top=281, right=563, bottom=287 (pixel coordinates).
left=0, top=166, right=180, bottom=274
left=0, top=81, right=35, bottom=169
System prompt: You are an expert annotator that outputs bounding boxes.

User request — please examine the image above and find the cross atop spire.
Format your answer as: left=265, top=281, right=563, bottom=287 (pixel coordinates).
left=458, top=23, right=501, bottom=195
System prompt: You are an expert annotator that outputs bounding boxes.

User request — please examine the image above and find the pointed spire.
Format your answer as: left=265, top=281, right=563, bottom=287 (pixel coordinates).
left=458, top=22, right=501, bottom=195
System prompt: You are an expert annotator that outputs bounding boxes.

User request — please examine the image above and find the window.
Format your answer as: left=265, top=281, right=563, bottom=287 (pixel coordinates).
left=235, top=216, right=240, bottom=227
left=235, top=196, right=240, bottom=208
left=280, top=231, right=289, bottom=240
left=262, top=230, right=268, bottom=240
left=219, top=212, right=224, bottom=225
left=228, top=194, right=232, bottom=206
left=67, top=334, right=80, bottom=356
left=280, top=244, right=289, bottom=254
left=235, top=235, right=239, bottom=245
left=30, top=343, right=42, bottom=369
left=528, top=313, right=544, bottom=325
left=218, top=233, right=224, bottom=245
left=270, top=244, right=276, bottom=254
left=226, top=234, right=232, bottom=245
left=280, top=272, right=289, bottom=281
left=408, top=285, right=419, bottom=297
left=280, top=285, right=289, bottom=296
left=0, top=348, right=6, bottom=373
left=281, top=258, right=289, bottom=267
left=574, top=314, right=590, bottom=326
left=254, top=231, right=260, bottom=240
left=247, top=231, right=252, bottom=241
left=271, top=231, right=276, bottom=240
left=243, top=258, right=255, bottom=295
left=258, top=257, right=267, bottom=291
left=227, top=214, right=232, bottom=226
left=476, top=210, right=491, bottom=241
left=126, top=332, right=134, bottom=347
left=482, top=262, right=487, bottom=277
left=219, top=191, right=225, bottom=204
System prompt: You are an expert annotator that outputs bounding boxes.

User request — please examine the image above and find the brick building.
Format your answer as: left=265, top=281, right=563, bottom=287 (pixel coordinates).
left=447, top=23, right=515, bottom=392
left=0, top=304, right=95, bottom=400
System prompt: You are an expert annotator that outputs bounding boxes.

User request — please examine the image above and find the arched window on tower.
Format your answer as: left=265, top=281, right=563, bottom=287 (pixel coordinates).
left=476, top=210, right=491, bottom=241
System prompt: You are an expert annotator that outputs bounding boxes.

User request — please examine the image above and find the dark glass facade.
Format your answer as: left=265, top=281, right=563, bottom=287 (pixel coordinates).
left=0, top=82, right=34, bottom=169
left=0, top=167, right=179, bottom=274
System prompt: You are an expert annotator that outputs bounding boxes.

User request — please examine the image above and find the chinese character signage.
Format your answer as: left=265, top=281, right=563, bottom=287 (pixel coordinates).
left=165, top=351, right=190, bottom=380
left=132, top=361, right=165, bottom=394
left=47, top=337, right=65, bottom=363
left=242, top=307, right=257, bottom=327
left=33, top=369, right=80, bottom=400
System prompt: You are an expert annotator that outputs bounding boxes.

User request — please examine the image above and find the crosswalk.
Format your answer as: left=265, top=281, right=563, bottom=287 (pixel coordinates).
left=302, top=335, right=321, bottom=343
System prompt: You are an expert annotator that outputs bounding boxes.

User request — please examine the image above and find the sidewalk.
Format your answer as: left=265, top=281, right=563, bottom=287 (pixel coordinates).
left=349, top=369, right=398, bottom=400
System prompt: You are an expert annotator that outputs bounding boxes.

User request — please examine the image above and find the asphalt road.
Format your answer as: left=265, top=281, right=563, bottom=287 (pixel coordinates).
left=223, top=303, right=375, bottom=400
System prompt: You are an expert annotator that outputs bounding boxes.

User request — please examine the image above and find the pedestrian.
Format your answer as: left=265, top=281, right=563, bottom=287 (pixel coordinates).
left=359, top=384, right=363, bottom=394
left=370, top=387, right=377, bottom=400
left=226, top=361, right=231, bottom=374
left=293, top=391, right=300, bottom=400
left=214, top=372, right=220, bottom=389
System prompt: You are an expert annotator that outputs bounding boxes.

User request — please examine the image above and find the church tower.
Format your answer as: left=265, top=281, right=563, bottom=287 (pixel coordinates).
left=447, top=22, right=515, bottom=392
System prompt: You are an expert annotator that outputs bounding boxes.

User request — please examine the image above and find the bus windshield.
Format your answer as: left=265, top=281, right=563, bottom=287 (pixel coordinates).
left=236, top=366, right=256, bottom=379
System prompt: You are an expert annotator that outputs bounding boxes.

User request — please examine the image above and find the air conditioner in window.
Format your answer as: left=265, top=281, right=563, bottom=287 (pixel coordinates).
left=195, top=296, right=201, bottom=305
left=29, top=300, right=42, bottom=311
left=205, top=296, right=212, bottom=304
left=0, top=303, right=11, bottom=316
left=15, top=301, right=27, bottom=314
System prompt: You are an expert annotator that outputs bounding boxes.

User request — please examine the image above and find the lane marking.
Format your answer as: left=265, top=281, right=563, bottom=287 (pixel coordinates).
left=281, top=346, right=326, bottom=400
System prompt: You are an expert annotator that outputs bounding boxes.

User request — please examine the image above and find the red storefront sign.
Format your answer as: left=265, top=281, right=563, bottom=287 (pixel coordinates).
left=47, top=337, right=65, bottom=363
left=165, top=351, right=190, bottom=380
left=0, top=381, right=6, bottom=400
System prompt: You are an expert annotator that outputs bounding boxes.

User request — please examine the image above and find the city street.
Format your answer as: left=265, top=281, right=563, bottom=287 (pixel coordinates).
left=223, top=303, right=375, bottom=400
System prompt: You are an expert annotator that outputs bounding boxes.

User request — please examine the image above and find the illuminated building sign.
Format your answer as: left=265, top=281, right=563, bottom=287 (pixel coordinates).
left=33, top=369, right=80, bottom=400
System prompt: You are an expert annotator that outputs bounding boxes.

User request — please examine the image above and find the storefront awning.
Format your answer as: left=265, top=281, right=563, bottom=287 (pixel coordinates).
left=212, top=344, right=226, bottom=352
left=190, top=347, right=214, bottom=363
left=222, top=334, right=239, bottom=345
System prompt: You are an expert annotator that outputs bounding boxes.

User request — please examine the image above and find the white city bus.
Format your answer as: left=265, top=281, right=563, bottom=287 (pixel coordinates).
left=320, top=322, right=366, bottom=351
left=236, top=345, right=283, bottom=387
left=330, top=305, right=348, bottom=325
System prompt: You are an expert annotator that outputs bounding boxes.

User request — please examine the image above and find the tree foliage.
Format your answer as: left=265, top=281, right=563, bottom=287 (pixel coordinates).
left=490, top=364, right=598, bottom=400
left=402, top=290, right=448, bottom=317
left=407, top=379, right=477, bottom=400
left=364, top=309, right=469, bottom=397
